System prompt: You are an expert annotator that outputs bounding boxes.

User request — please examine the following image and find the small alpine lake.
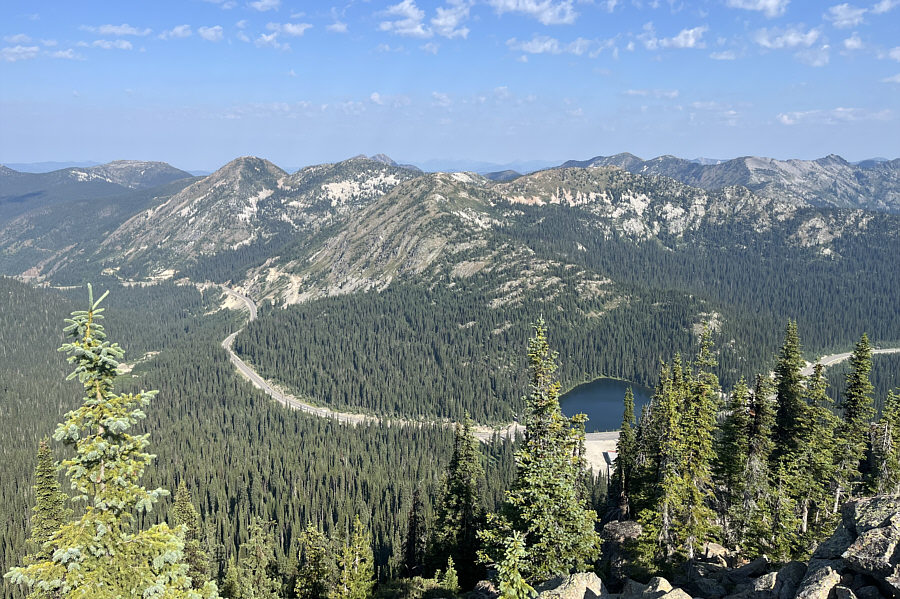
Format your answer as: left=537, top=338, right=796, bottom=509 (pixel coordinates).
left=560, top=377, right=652, bottom=432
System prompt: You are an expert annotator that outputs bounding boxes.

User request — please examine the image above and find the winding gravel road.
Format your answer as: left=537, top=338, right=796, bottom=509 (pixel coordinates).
left=217, top=285, right=900, bottom=470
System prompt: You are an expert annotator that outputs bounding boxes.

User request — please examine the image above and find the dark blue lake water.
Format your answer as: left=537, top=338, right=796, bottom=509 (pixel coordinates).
left=560, top=378, right=652, bottom=432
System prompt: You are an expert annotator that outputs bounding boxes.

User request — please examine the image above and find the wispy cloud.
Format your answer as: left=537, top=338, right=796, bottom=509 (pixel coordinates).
left=625, top=88, right=680, bottom=99
left=198, top=26, right=224, bottom=42
left=507, top=35, right=612, bottom=56
left=871, top=0, right=899, bottom=13
left=487, top=0, right=577, bottom=25
left=380, top=0, right=432, bottom=38
left=710, top=50, right=736, bottom=59
left=255, top=32, right=289, bottom=50
left=1, top=45, right=39, bottom=62
left=843, top=33, right=862, bottom=50
left=50, top=49, right=82, bottom=60
left=725, top=0, right=789, bottom=18
left=327, top=22, right=348, bottom=33
left=432, top=91, right=452, bottom=107
left=777, top=107, right=892, bottom=125
left=432, top=0, right=471, bottom=39
left=203, top=0, right=237, bottom=8
left=640, top=23, right=708, bottom=50
left=267, top=22, right=312, bottom=36
left=159, top=25, right=192, bottom=40
left=249, top=0, right=280, bottom=12
left=825, top=4, right=867, bottom=28
left=888, top=47, right=900, bottom=61
left=882, top=73, right=900, bottom=83
left=753, top=25, right=820, bottom=49
left=91, top=39, right=133, bottom=50
left=4, top=34, right=31, bottom=44
left=795, top=45, right=830, bottom=66
left=82, top=24, right=151, bottom=36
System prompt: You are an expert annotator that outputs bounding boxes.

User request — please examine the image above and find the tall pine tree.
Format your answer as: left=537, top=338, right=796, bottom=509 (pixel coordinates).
left=4, top=286, right=219, bottom=598
left=608, top=388, right=636, bottom=521
left=334, top=516, right=374, bottom=599
left=403, top=487, right=427, bottom=578
left=173, top=482, right=211, bottom=589
left=296, top=523, right=337, bottom=599
left=479, top=320, right=600, bottom=582
left=772, top=321, right=805, bottom=468
left=714, top=380, right=750, bottom=547
left=834, top=334, right=875, bottom=507
left=872, top=390, right=900, bottom=495
left=25, top=440, right=72, bottom=563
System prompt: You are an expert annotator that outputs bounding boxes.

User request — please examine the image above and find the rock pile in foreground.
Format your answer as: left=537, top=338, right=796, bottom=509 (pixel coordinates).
left=501, top=495, right=900, bottom=599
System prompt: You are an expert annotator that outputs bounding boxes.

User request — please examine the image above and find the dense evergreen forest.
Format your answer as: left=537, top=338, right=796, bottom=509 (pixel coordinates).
left=0, top=277, right=552, bottom=597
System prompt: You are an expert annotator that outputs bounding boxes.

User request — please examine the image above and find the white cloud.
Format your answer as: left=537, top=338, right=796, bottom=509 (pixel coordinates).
left=825, top=4, right=867, bottom=27
left=506, top=35, right=606, bottom=56
left=882, top=73, right=900, bottom=83
left=1, top=45, right=39, bottom=62
left=4, top=34, right=31, bottom=43
left=508, top=35, right=560, bottom=53
left=236, top=20, right=248, bottom=29
left=198, top=26, right=224, bottom=42
left=795, top=44, right=830, bottom=66
left=421, top=41, right=439, bottom=53
left=488, top=0, right=577, bottom=25
left=249, top=0, right=280, bottom=11
left=41, top=39, right=57, bottom=46
left=777, top=107, right=892, bottom=125
left=267, top=22, right=312, bottom=36
left=237, top=31, right=251, bottom=42
left=432, top=91, right=452, bottom=107
left=370, top=92, right=384, bottom=105
left=159, top=25, right=192, bottom=40
left=255, top=32, right=289, bottom=50
left=327, top=21, right=348, bottom=33
left=871, top=0, right=899, bottom=12
left=843, top=33, right=862, bottom=50
left=753, top=25, right=820, bottom=49
left=92, top=39, right=133, bottom=50
left=625, top=88, right=679, bottom=98
left=83, top=24, right=151, bottom=36
left=725, top=0, right=789, bottom=18
left=889, top=47, right=900, bottom=61
left=380, top=0, right=432, bottom=37
left=432, top=0, right=471, bottom=39
left=710, top=50, right=736, bottom=59
left=640, top=23, right=708, bottom=50
left=204, top=0, right=237, bottom=8
left=51, top=49, right=81, bottom=60
left=660, top=25, right=707, bottom=49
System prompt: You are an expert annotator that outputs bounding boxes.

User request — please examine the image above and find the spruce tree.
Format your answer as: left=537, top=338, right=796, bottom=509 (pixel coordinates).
left=240, top=518, right=280, bottom=599
left=872, top=390, right=900, bottom=495
left=296, top=523, right=336, bottom=599
left=3, top=286, right=219, bottom=598
left=174, top=482, right=211, bottom=589
left=478, top=320, right=600, bottom=582
left=431, top=414, right=483, bottom=585
left=441, top=557, right=460, bottom=594
left=608, top=387, right=636, bottom=520
left=403, top=487, right=427, bottom=578
left=741, top=375, right=775, bottom=558
left=497, top=533, right=536, bottom=599
left=714, top=380, right=750, bottom=546
left=221, top=558, right=242, bottom=599
left=772, top=321, right=805, bottom=467
left=25, top=440, right=72, bottom=563
left=678, top=331, right=719, bottom=560
left=832, top=334, right=875, bottom=508
left=333, top=516, right=374, bottom=599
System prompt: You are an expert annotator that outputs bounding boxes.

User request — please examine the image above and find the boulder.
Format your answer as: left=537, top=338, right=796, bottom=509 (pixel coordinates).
left=774, top=561, right=807, bottom=599
left=470, top=580, right=499, bottom=599
left=843, top=524, right=900, bottom=578
left=536, top=573, right=606, bottom=599
left=796, top=565, right=842, bottom=599
left=600, top=521, right=643, bottom=590
left=884, top=566, right=900, bottom=598
left=643, top=577, right=674, bottom=599
left=658, top=590, right=692, bottom=599
left=843, top=497, right=900, bottom=535
left=691, top=576, right=727, bottom=599
left=854, top=586, right=888, bottom=599
left=835, top=586, right=859, bottom=599
left=815, top=524, right=857, bottom=560
left=702, top=543, right=731, bottom=562
left=622, top=580, right=648, bottom=598
left=727, top=556, right=772, bottom=585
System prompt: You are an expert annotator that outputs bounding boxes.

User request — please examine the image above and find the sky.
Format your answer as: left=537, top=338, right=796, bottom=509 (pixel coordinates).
left=1, top=0, right=898, bottom=171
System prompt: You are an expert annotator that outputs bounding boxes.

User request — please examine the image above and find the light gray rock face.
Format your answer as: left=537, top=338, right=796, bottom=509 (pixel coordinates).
left=795, top=566, right=842, bottom=599
left=843, top=527, right=900, bottom=577
left=536, top=573, right=607, bottom=599
left=622, top=579, right=648, bottom=598
left=643, top=577, right=674, bottom=599
left=835, top=586, right=859, bottom=599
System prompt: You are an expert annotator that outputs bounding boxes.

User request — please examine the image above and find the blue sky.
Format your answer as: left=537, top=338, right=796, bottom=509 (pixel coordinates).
left=1, top=0, right=898, bottom=171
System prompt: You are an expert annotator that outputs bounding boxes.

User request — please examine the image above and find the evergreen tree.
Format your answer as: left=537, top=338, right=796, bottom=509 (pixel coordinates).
left=497, top=533, right=536, bottom=599
left=478, top=320, right=600, bottom=582
left=3, top=286, right=218, bottom=598
left=431, top=414, right=483, bottom=585
left=296, top=524, right=337, bottom=599
left=834, top=333, right=876, bottom=504
left=872, top=390, right=900, bottom=495
left=333, top=516, right=374, bottom=599
left=240, top=518, right=281, bottom=599
left=608, top=387, right=637, bottom=520
left=740, top=375, right=775, bottom=558
left=441, top=557, right=460, bottom=594
left=25, top=440, right=71, bottom=563
left=714, top=380, right=750, bottom=546
left=174, top=482, right=211, bottom=589
left=678, top=330, right=719, bottom=560
left=221, top=557, right=242, bottom=599
left=403, top=487, right=427, bottom=578
left=772, top=321, right=805, bottom=467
